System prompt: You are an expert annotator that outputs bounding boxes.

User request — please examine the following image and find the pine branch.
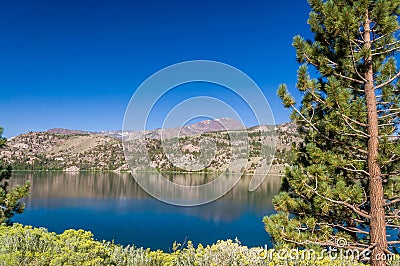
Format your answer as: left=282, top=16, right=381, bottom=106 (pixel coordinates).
left=328, top=137, right=369, bottom=155
left=381, top=154, right=399, bottom=165
left=374, top=71, right=400, bottom=90
left=386, top=224, right=400, bottom=229
left=382, top=171, right=400, bottom=177
left=384, top=248, right=395, bottom=255
left=325, top=57, right=339, bottom=67
left=289, top=104, right=319, bottom=131
left=353, top=38, right=364, bottom=44
left=378, top=122, right=396, bottom=127
left=302, top=53, right=318, bottom=68
left=371, top=45, right=400, bottom=56
left=342, top=116, right=370, bottom=138
left=379, top=111, right=400, bottom=120
left=354, top=218, right=369, bottom=224
left=340, top=166, right=370, bottom=176
left=331, top=224, right=370, bottom=235
left=377, top=100, right=397, bottom=105
left=333, top=72, right=365, bottom=84
left=385, top=214, right=400, bottom=219
left=350, top=38, right=362, bottom=51
left=304, top=177, right=371, bottom=220
left=341, top=114, right=368, bottom=127
left=384, top=197, right=400, bottom=207
left=306, top=89, right=326, bottom=104
left=372, top=28, right=400, bottom=43
left=371, top=39, right=400, bottom=52
left=349, top=38, right=368, bottom=82
left=347, top=83, right=364, bottom=92
left=340, top=132, right=368, bottom=138
left=378, top=108, right=400, bottom=113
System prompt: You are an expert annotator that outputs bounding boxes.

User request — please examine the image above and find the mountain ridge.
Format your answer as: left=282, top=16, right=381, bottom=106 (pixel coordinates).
left=1, top=119, right=299, bottom=172
left=45, top=118, right=252, bottom=140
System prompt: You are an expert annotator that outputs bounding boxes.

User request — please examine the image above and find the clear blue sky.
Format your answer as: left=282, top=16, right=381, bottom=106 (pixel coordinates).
left=0, top=0, right=312, bottom=137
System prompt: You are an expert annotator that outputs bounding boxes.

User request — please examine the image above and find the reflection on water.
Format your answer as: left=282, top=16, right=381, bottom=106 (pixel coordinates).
left=11, top=171, right=281, bottom=251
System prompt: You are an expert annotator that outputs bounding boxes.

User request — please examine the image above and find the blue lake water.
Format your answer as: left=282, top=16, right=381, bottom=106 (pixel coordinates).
left=11, top=172, right=281, bottom=251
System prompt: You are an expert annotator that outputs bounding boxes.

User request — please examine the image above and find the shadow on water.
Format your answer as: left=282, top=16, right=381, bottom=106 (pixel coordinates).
left=11, top=171, right=281, bottom=251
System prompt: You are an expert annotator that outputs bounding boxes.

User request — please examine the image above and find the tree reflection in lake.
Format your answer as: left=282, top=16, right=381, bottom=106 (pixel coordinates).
left=11, top=171, right=281, bottom=251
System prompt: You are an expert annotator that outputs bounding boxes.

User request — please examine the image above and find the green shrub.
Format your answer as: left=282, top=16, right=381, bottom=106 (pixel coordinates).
left=0, top=224, right=398, bottom=265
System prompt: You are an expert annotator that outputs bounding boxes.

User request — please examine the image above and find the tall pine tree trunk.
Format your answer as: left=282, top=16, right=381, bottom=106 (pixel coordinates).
left=364, top=10, right=388, bottom=266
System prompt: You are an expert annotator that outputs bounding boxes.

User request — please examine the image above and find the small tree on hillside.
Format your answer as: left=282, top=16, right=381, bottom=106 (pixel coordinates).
left=0, top=127, right=30, bottom=224
left=264, top=1, right=400, bottom=265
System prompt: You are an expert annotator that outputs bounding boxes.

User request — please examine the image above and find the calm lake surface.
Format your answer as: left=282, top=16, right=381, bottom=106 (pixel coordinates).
left=11, top=172, right=281, bottom=251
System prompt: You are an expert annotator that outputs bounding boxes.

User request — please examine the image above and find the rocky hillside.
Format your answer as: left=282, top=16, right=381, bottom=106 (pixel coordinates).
left=1, top=132, right=127, bottom=171
left=0, top=120, right=300, bottom=172
left=125, top=122, right=299, bottom=174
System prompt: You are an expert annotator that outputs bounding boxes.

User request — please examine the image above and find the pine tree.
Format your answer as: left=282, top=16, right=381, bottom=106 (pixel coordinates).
left=263, top=1, right=400, bottom=265
left=0, top=127, right=30, bottom=224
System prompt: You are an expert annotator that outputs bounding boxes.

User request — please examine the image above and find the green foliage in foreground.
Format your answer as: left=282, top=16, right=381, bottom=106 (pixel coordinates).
left=1, top=224, right=399, bottom=266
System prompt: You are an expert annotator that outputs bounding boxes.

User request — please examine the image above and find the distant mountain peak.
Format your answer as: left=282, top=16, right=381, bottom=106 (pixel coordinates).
left=144, top=118, right=245, bottom=139
left=44, top=119, right=297, bottom=140
left=46, top=128, right=91, bottom=135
